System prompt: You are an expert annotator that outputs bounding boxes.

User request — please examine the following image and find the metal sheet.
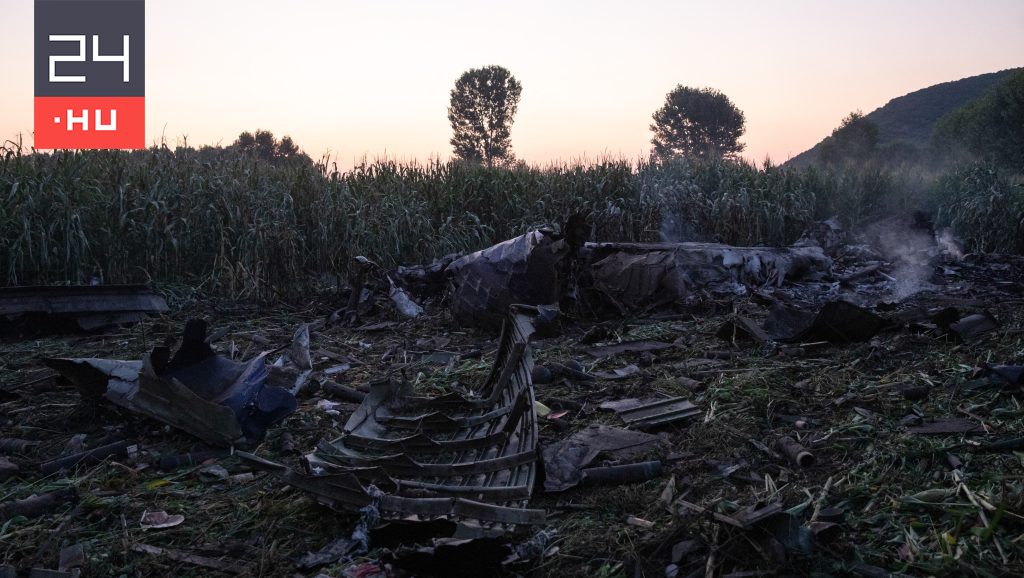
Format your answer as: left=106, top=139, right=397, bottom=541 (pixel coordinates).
left=247, top=306, right=546, bottom=527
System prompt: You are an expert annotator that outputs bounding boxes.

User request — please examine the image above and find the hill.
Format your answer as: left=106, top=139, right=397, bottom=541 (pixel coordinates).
left=787, top=68, right=1022, bottom=167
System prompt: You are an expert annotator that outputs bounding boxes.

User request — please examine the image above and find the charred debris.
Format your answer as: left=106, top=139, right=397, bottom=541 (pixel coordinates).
left=2, top=215, right=1024, bottom=576
left=0, top=284, right=168, bottom=336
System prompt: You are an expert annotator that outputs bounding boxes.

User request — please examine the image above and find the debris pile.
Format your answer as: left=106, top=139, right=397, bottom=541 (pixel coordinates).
left=447, top=228, right=584, bottom=327
left=244, top=306, right=545, bottom=528
left=2, top=215, right=1023, bottom=576
left=584, top=241, right=831, bottom=311
left=441, top=228, right=831, bottom=326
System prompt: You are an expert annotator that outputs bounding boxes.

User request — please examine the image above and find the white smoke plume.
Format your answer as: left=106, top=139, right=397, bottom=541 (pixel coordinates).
left=660, top=213, right=699, bottom=243
left=862, top=218, right=938, bottom=300
left=936, top=229, right=964, bottom=261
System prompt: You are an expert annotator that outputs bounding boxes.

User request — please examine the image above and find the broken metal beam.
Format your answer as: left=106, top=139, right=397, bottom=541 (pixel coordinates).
left=0, top=284, right=168, bottom=334
left=617, top=397, right=700, bottom=429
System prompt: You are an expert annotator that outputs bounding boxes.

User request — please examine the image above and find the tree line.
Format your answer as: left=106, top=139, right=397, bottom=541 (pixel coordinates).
left=227, top=66, right=1021, bottom=173
left=445, top=65, right=1023, bottom=171
left=446, top=65, right=746, bottom=167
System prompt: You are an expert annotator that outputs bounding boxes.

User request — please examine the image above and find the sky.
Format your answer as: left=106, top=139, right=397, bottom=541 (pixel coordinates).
left=2, top=0, right=1022, bottom=169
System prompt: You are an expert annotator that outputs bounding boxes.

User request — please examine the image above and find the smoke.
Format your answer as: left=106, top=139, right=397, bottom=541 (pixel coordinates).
left=863, top=219, right=938, bottom=300
left=936, top=229, right=964, bottom=260
left=891, top=260, right=934, bottom=300
left=859, top=219, right=966, bottom=300
left=660, top=213, right=698, bottom=243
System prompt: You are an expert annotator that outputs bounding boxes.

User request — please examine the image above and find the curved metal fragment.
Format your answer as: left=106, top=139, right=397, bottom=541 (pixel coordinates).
left=250, top=306, right=546, bottom=528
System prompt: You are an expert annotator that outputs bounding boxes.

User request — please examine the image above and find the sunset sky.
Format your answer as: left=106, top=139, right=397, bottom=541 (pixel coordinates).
left=2, top=0, right=1022, bottom=168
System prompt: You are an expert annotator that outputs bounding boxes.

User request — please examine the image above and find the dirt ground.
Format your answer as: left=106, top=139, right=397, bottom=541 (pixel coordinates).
left=2, top=264, right=1023, bottom=577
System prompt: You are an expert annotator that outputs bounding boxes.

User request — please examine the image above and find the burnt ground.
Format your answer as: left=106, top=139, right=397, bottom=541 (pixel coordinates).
left=1, top=261, right=1023, bottom=577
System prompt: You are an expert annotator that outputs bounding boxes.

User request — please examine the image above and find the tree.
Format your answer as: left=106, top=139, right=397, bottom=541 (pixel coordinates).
left=817, top=111, right=879, bottom=165
left=448, top=65, right=522, bottom=167
left=232, top=129, right=306, bottom=161
left=254, top=130, right=276, bottom=158
left=932, top=70, right=1024, bottom=171
left=650, top=86, right=746, bottom=160
left=236, top=131, right=256, bottom=150
left=277, top=136, right=299, bottom=158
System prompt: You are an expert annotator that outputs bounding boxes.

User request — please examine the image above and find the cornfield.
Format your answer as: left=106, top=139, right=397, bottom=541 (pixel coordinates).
left=1, top=139, right=1019, bottom=299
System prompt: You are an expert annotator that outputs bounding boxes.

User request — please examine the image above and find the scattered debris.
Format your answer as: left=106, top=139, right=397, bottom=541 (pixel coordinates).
left=294, top=537, right=359, bottom=570
left=796, top=216, right=846, bottom=254
left=347, top=255, right=426, bottom=321
left=975, top=437, right=1024, bottom=453
left=387, top=277, right=424, bottom=318
left=766, top=300, right=885, bottom=344
left=778, top=436, right=815, bottom=468
left=584, top=340, right=674, bottom=358
left=243, top=307, right=547, bottom=526
left=982, top=364, right=1024, bottom=387
left=394, top=254, right=462, bottom=299
left=40, top=439, right=133, bottom=475
left=0, top=284, right=168, bottom=335
left=948, top=311, right=999, bottom=343
left=0, top=457, right=19, bottom=481
left=321, top=381, right=367, bottom=403
left=131, top=543, right=251, bottom=575
left=625, top=515, right=655, bottom=528
left=27, top=567, right=75, bottom=577
left=200, top=464, right=230, bottom=480
left=677, top=500, right=746, bottom=529
left=670, top=538, right=704, bottom=565
left=3, top=223, right=1024, bottom=576
left=542, top=424, right=661, bottom=492
left=323, top=363, right=351, bottom=376
left=444, top=231, right=833, bottom=323
left=531, top=365, right=554, bottom=384
left=229, top=472, right=255, bottom=484
left=533, top=399, right=552, bottom=417
left=0, top=487, right=78, bottom=522
left=901, top=487, right=957, bottom=506
left=581, top=461, right=663, bottom=487
left=315, top=399, right=343, bottom=416
left=446, top=228, right=582, bottom=328
left=390, top=536, right=517, bottom=576
left=896, top=382, right=930, bottom=401
left=598, top=398, right=658, bottom=413
left=585, top=242, right=831, bottom=309
left=46, top=319, right=296, bottom=447
left=58, top=543, right=85, bottom=577
left=547, top=360, right=593, bottom=382
left=658, top=475, right=677, bottom=509
left=838, top=262, right=885, bottom=286
left=733, top=502, right=784, bottom=527
left=613, top=397, right=699, bottom=429
left=289, top=324, right=313, bottom=370
left=591, top=364, right=640, bottom=380
left=0, top=438, right=39, bottom=453
left=40, top=358, right=140, bottom=401
left=906, top=418, right=984, bottom=435
left=61, top=433, right=87, bottom=456
left=158, top=449, right=230, bottom=471
left=140, top=510, right=185, bottom=530
left=716, top=315, right=770, bottom=343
